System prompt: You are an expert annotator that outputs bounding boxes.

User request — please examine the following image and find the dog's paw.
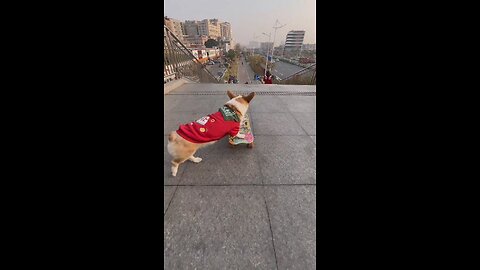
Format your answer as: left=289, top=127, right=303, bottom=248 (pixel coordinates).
left=191, top=157, right=202, bottom=163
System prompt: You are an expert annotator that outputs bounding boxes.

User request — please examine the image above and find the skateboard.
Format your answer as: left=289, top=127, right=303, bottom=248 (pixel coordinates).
left=229, top=113, right=254, bottom=148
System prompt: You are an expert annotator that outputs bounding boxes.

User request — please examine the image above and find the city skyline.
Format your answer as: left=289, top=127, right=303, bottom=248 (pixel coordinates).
left=164, top=0, right=315, bottom=47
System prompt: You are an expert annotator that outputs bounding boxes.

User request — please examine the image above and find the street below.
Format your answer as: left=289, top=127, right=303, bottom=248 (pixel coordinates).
left=270, top=60, right=305, bottom=80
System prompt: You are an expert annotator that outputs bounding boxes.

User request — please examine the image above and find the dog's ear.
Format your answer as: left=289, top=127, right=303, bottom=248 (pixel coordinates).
left=227, top=90, right=237, bottom=99
left=243, top=92, right=255, bottom=103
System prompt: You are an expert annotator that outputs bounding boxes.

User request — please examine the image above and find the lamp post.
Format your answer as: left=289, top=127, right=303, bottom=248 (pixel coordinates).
left=261, top=20, right=286, bottom=77
left=262, top=32, right=272, bottom=76
left=271, top=20, right=286, bottom=61
left=252, top=33, right=261, bottom=57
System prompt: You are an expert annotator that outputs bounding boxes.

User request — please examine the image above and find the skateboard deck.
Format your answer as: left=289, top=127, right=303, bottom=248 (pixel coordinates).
left=229, top=113, right=254, bottom=148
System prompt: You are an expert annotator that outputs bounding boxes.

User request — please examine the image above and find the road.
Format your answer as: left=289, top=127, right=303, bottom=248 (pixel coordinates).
left=237, top=59, right=261, bottom=84
left=205, top=58, right=258, bottom=84
left=270, top=61, right=305, bottom=80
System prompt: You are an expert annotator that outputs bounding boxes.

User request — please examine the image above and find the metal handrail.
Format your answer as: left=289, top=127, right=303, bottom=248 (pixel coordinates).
left=164, top=24, right=219, bottom=83
left=164, top=25, right=201, bottom=65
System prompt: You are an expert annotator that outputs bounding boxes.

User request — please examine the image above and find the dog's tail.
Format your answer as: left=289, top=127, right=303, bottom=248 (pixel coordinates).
left=168, top=131, right=176, bottom=142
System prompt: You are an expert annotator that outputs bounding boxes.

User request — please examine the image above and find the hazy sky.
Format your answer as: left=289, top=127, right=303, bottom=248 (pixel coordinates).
left=164, top=0, right=316, bottom=46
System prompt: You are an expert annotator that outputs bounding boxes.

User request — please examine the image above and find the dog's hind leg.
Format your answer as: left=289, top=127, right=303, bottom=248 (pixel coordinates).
left=187, top=141, right=216, bottom=163
left=171, top=157, right=188, bottom=177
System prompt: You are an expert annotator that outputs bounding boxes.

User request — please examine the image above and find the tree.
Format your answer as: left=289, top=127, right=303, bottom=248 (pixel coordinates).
left=204, top=39, right=219, bottom=48
left=226, top=49, right=236, bottom=60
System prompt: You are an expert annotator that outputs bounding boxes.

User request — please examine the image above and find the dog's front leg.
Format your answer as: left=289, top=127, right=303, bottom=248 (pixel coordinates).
left=188, top=156, right=203, bottom=163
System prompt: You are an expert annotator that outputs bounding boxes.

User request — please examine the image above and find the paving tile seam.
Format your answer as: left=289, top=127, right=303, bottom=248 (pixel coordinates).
left=163, top=161, right=189, bottom=216
left=163, top=184, right=317, bottom=187
left=249, top=111, right=311, bottom=136
left=247, top=113, right=264, bottom=186
left=288, top=111, right=311, bottom=136
left=163, top=185, right=178, bottom=217
left=165, top=92, right=316, bottom=94
left=262, top=192, right=279, bottom=270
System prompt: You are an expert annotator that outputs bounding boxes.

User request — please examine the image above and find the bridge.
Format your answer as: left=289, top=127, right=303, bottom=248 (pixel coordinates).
left=164, top=23, right=316, bottom=270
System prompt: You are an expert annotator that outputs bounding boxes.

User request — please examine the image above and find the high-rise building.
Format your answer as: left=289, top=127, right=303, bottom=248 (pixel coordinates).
left=198, top=19, right=221, bottom=39
left=164, top=17, right=185, bottom=42
left=220, top=22, right=232, bottom=40
left=168, top=18, right=233, bottom=48
left=184, top=20, right=200, bottom=36
left=284, top=30, right=305, bottom=56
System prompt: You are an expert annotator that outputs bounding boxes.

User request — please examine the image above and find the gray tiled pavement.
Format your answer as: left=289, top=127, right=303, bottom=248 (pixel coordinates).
left=164, top=83, right=316, bottom=270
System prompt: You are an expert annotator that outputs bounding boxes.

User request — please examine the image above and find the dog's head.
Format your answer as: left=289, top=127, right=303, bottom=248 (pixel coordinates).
left=225, top=90, right=255, bottom=116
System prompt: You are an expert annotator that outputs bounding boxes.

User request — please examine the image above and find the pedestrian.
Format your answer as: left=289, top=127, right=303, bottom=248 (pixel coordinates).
left=263, top=71, right=273, bottom=84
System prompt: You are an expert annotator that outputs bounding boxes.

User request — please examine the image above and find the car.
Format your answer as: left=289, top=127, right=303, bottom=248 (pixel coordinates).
left=207, top=61, right=215, bottom=65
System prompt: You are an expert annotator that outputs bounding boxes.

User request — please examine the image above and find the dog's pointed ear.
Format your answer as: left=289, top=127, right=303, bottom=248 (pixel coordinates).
left=243, top=92, right=255, bottom=103
left=227, top=90, right=237, bottom=99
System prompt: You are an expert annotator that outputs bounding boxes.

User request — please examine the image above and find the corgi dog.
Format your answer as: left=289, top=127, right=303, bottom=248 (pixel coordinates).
left=167, top=90, right=255, bottom=176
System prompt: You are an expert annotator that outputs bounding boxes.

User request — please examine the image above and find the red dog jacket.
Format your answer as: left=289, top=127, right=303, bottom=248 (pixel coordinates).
left=176, top=106, right=240, bottom=143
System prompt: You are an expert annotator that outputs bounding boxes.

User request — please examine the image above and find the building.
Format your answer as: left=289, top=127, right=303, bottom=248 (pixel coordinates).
left=198, top=19, right=221, bottom=39
left=164, top=17, right=185, bottom=42
left=168, top=18, right=233, bottom=50
left=183, top=20, right=200, bottom=36
left=260, top=42, right=273, bottom=53
left=184, top=35, right=209, bottom=47
left=284, top=30, right=305, bottom=57
left=220, top=22, right=232, bottom=40
left=248, top=41, right=260, bottom=49
left=187, top=47, right=221, bottom=64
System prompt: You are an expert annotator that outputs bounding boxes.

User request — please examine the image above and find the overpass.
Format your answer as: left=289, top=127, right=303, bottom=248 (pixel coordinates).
left=164, top=22, right=316, bottom=270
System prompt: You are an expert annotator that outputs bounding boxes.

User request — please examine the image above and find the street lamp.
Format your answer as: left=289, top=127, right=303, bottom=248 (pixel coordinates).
left=262, top=32, right=271, bottom=76
left=271, top=20, right=286, bottom=61
left=251, top=33, right=261, bottom=57
left=261, top=20, right=286, bottom=77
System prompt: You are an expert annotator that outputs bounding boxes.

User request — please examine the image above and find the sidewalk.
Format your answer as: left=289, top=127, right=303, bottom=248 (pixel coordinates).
left=164, top=83, right=316, bottom=269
